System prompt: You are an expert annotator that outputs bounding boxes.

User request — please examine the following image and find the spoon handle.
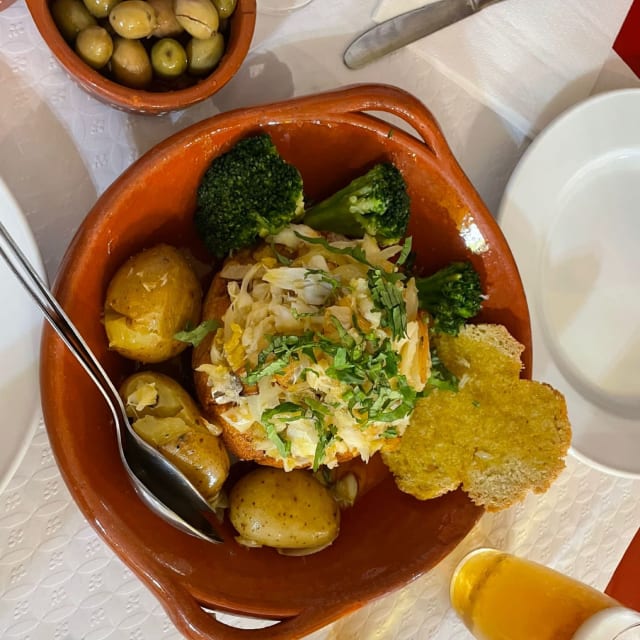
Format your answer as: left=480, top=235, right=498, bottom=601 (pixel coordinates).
left=0, top=220, right=223, bottom=543
left=0, top=221, right=125, bottom=431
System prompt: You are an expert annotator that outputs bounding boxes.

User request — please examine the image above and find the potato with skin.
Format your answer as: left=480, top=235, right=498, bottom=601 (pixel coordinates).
left=120, top=371, right=230, bottom=501
left=229, top=468, right=340, bottom=551
left=104, top=244, right=202, bottom=363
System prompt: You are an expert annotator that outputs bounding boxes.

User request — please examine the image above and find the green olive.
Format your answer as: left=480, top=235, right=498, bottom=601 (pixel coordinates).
left=51, top=0, right=96, bottom=42
left=147, top=0, right=183, bottom=37
left=174, top=0, right=218, bottom=39
left=186, top=31, right=223, bottom=75
left=75, top=25, right=113, bottom=68
left=110, top=37, right=152, bottom=88
left=108, top=0, right=157, bottom=38
left=211, top=0, right=235, bottom=19
left=229, top=468, right=340, bottom=551
left=82, top=0, right=119, bottom=19
left=151, top=38, right=187, bottom=77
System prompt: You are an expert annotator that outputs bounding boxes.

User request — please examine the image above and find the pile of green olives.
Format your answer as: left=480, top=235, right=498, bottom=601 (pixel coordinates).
left=50, top=0, right=236, bottom=90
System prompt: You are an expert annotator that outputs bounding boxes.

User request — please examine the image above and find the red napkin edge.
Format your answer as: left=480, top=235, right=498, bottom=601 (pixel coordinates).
left=613, top=0, right=640, bottom=78
left=605, top=528, right=640, bottom=612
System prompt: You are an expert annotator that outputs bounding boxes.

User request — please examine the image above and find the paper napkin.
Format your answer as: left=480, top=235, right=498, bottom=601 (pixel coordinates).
left=373, top=0, right=634, bottom=136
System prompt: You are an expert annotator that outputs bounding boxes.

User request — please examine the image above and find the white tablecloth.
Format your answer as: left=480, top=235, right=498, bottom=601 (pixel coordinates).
left=1, top=1, right=639, bottom=638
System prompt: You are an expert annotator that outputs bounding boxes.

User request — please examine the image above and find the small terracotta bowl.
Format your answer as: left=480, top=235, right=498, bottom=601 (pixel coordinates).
left=40, top=85, right=531, bottom=639
left=25, top=0, right=256, bottom=114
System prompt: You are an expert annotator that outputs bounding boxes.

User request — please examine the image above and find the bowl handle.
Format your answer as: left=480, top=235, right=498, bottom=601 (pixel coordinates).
left=282, top=83, right=451, bottom=160
left=159, top=579, right=355, bottom=640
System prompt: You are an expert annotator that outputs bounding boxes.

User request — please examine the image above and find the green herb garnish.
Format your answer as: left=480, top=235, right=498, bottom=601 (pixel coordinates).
left=425, top=347, right=459, bottom=393
left=174, top=319, right=220, bottom=346
left=368, top=268, right=407, bottom=340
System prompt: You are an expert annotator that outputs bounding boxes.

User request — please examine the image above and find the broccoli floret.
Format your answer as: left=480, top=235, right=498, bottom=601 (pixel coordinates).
left=194, top=133, right=304, bottom=258
left=302, top=163, right=410, bottom=246
left=416, top=262, right=483, bottom=335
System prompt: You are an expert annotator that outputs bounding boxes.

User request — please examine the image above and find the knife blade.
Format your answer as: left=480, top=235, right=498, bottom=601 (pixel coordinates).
left=344, top=0, right=503, bottom=70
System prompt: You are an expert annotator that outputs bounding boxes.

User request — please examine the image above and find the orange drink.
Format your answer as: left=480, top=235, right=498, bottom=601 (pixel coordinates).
left=450, top=548, right=639, bottom=640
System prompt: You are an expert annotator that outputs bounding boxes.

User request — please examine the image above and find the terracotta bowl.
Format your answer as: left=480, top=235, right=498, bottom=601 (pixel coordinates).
left=40, top=84, right=531, bottom=639
left=25, top=0, right=256, bottom=114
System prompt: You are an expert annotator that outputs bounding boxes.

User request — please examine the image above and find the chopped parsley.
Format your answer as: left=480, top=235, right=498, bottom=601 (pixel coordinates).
left=246, top=311, right=418, bottom=467
left=174, top=319, right=220, bottom=346
left=368, top=268, right=407, bottom=340
left=236, top=233, right=422, bottom=468
left=424, top=347, right=459, bottom=393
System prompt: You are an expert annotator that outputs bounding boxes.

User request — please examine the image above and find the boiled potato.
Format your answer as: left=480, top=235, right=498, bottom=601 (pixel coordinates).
left=104, top=244, right=202, bottom=363
left=120, top=371, right=230, bottom=501
left=229, top=468, right=340, bottom=551
left=120, top=370, right=207, bottom=424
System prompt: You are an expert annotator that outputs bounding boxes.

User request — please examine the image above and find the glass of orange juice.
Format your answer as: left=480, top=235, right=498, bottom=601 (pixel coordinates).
left=450, top=548, right=640, bottom=640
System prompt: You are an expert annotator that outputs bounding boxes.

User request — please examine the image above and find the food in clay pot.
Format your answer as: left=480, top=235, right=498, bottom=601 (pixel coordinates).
left=49, top=0, right=237, bottom=90
left=99, top=133, right=572, bottom=556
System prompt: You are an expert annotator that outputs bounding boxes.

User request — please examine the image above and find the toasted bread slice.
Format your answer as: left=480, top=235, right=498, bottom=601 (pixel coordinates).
left=193, top=265, right=381, bottom=468
left=192, top=253, right=282, bottom=465
left=192, top=242, right=428, bottom=469
left=382, top=324, right=571, bottom=511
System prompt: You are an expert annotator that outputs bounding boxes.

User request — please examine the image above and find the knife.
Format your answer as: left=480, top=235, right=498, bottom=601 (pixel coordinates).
left=344, top=0, right=504, bottom=70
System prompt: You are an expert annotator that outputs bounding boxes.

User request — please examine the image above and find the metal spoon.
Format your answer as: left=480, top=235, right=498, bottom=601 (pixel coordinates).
left=0, top=221, right=223, bottom=543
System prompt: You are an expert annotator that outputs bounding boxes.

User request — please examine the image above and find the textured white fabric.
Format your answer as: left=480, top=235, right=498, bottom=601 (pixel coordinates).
left=374, top=0, right=637, bottom=135
left=1, top=0, right=639, bottom=638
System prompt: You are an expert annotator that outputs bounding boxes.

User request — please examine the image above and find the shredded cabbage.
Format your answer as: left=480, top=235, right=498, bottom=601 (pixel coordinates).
left=205, top=226, right=430, bottom=469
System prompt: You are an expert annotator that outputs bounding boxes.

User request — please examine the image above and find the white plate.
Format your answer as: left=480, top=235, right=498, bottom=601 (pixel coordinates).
left=0, top=178, right=46, bottom=494
left=498, top=89, right=640, bottom=478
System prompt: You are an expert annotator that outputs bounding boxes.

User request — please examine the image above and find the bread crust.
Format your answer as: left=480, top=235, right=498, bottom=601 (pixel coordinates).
left=192, top=252, right=280, bottom=465
left=192, top=250, right=360, bottom=469
left=382, top=324, right=572, bottom=511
